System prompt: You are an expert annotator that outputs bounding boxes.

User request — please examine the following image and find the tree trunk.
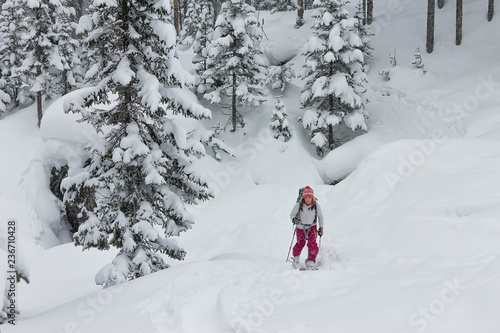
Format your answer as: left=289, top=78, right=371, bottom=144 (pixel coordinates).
left=438, top=0, right=445, bottom=8
left=427, top=0, right=435, bottom=53
left=328, top=96, right=334, bottom=149
left=367, top=0, right=373, bottom=25
left=488, top=0, right=494, bottom=21
left=297, top=0, right=304, bottom=27
left=36, top=67, right=42, bottom=127
left=456, top=0, right=462, bottom=45
left=182, top=0, right=188, bottom=30
left=363, top=0, right=367, bottom=25
left=232, top=71, right=237, bottom=132
left=174, top=0, right=180, bottom=35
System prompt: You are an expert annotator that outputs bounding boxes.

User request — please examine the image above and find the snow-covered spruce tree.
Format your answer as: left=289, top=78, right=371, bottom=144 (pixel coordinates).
left=253, top=0, right=273, bottom=10
left=180, top=1, right=201, bottom=46
left=266, top=63, right=295, bottom=93
left=0, top=0, right=30, bottom=108
left=270, top=99, right=292, bottom=142
left=63, top=0, right=212, bottom=288
left=354, top=1, right=373, bottom=62
left=271, top=0, right=294, bottom=14
left=379, top=51, right=397, bottom=80
left=412, top=46, right=427, bottom=74
left=0, top=84, right=10, bottom=115
left=188, top=0, right=215, bottom=94
left=20, top=0, right=78, bottom=127
left=300, top=0, right=368, bottom=156
left=202, top=0, right=267, bottom=132
left=190, top=122, right=235, bottom=161
left=180, top=0, right=214, bottom=49
left=53, top=3, right=82, bottom=95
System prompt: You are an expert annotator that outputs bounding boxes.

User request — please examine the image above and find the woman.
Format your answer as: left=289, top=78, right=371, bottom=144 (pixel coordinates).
left=289, top=186, right=324, bottom=269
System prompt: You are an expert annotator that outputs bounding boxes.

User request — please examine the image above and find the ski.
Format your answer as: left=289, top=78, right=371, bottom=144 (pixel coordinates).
left=291, top=261, right=318, bottom=271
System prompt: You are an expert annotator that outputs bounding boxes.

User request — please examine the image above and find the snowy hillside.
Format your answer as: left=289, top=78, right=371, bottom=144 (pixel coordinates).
left=2, top=0, right=500, bottom=332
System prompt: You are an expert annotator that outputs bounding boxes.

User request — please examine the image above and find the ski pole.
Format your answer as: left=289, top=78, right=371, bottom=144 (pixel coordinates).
left=286, top=225, right=297, bottom=262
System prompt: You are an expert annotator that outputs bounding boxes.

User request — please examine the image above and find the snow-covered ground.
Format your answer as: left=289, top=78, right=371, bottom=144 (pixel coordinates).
left=2, top=0, right=500, bottom=332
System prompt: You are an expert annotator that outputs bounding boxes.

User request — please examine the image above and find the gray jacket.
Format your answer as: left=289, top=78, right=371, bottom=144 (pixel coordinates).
left=290, top=201, right=324, bottom=230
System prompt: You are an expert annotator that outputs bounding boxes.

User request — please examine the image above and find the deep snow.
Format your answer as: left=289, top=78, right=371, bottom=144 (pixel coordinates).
left=2, top=1, right=500, bottom=332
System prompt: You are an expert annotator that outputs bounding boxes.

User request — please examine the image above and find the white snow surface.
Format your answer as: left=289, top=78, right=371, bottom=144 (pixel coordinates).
left=2, top=1, right=500, bottom=332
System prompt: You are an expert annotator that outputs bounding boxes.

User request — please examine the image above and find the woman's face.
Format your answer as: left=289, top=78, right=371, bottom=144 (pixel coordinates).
left=304, top=197, right=313, bottom=205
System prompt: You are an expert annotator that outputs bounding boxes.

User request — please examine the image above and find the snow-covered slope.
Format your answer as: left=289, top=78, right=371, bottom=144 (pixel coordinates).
left=3, top=0, right=500, bottom=332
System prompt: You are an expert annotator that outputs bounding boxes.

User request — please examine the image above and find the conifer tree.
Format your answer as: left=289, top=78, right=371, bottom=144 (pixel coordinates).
left=354, top=1, right=373, bottom=61
left=271, top=0, right=294, bottom=13
left=412, top=46, right=427, bottom=74
left=63, top=0, right=212, bottom=287
left=300, top=0, right=368, bottom=155
left=266, top=63, right=294, bottom=93
left=202, top=0, right=267, bottom=132
left=0, top=0, right=30, bottom=108
left=180, top=1, right=202, bottom=46
left=0, top=85, right=10, bottom=115
left=53, top=4, right=82, bottom=95
left=188, top=0, right=215, bottom=94
left=270, top=99, right=292, bottom=142
left=379, top=51, right=397, bottom=80
left=20, top=0, right=78, bottom=126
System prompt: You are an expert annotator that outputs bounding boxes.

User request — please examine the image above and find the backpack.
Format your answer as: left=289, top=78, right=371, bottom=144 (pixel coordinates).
left=295, top=187, right=318, bottom=224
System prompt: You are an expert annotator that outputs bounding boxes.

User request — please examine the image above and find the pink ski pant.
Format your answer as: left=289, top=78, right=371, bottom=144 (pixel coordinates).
left=292, top=225, right=318, bottom=262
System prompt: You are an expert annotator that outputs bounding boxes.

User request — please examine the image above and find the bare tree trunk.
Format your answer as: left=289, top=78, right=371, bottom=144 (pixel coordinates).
left=488, top=0, right=494, bottom=21
left=456, top=0, right=462, bottom=45
left=438, top=0, right=445, bottom=8
left=213, top=0, right=218, bottom=27
left=296, top=0, right=304, bottom=27
left=367, top=0, right=373, bottom=24
left=232, top=71, right=237, bottom=132
left=63, top=70, right=69, bottom=95
left=363, top=0, right=367, bottom=25
left=174, top=0, right=180, bottom=35
left=427, top=0, right=435, bottom=53
left=36, top=66, right=43, bottom=127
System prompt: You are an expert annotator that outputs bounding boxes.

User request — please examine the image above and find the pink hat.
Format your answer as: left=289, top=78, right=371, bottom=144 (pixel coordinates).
left=302, top=186, right=314, bottom=199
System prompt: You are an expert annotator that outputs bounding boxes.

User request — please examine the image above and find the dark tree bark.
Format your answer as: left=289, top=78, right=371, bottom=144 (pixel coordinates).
left=363, top=0, right=367, bottom=25
left=297, top=0, right=305, bottom=27
left=438, top=0, right=445, bottom=8
left=295, top=0, right=304, bottom=27
left=456, top=0, right=462, bottom=45
left=427, top=0, right=435, bottom=53
left=174, top=0, right=180, bottom=34
left=232, top=71, right=237, bottom=132
left=488, top=0, right=494, bottom=21
left=36, top=66, right=43, bottom=127
left=37, top=92, right=43, bottom=127
left=367, top=0, right=373, bottom=24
